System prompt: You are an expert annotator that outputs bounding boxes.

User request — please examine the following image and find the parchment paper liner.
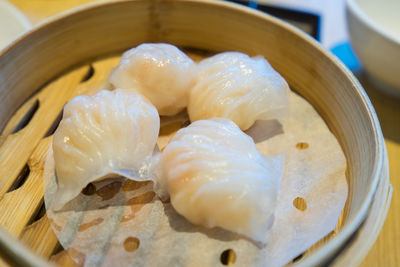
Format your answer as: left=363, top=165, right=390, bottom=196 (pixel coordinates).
left=44, top=91, right=347, bottom=266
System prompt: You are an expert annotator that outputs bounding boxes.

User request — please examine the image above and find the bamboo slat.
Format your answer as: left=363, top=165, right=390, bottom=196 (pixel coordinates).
left=20, top=216, right=59, bottom=258
left=0, top=66, right=90, bottom=197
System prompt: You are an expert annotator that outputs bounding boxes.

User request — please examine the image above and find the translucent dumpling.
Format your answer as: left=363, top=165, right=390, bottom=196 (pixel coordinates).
left=52, top=89, right=160, bottom=210
left=161, top=118, right=284, bottom=243
left=188, top=52, right=290, bottom=130
left=110, top=43, right=197, bottom=116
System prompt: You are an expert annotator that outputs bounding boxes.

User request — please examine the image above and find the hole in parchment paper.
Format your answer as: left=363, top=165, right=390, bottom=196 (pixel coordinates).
left=293, top=197, right=307, bottom=211
left=80, top=65, right=95, bottom=83
left=81, top=183, right=96, bottom=195
left=296, top=142, right=309, bottom=150
left=7, top=164, right=30, bottom=192
left=12, top=99, right=40, bottom=134
left=220, top=249, right=236, bottom=265
left=95, top=180, right=123, bottom=201
left=124, top=237, right=140, bottom=252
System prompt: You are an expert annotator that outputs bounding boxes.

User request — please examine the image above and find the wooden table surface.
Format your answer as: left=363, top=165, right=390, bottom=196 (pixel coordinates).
left=6, top=0, right=400, bottom=266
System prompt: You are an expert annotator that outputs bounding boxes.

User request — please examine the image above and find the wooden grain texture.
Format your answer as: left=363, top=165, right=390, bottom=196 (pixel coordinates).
left=0, top=0, right=392, bottom=266
left=357, top=73, right=400, bottom=267
left=0, top=66, right=89, bottom=198
left=0, top=226, right=55, bottom=267
left=20, top=216, right=59, bottom=258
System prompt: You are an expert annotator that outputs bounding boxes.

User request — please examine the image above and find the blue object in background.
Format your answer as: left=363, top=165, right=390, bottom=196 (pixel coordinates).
left=227, top=0, right=360, bottom=72
left=330, top=42, right=361, bottom=72
left=248, top=1, right=258, bottom=9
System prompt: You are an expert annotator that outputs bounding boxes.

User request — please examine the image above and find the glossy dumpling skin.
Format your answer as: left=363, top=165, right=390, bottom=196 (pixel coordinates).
left=161, top=118, right=283, bottom=243
left=110, top=43, right=197, bottom=116
left=188, top=52, right=290, bottom=130
left=52, top=89, right=160, bottom=210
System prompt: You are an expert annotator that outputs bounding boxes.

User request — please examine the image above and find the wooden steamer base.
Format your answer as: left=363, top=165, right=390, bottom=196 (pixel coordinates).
left=0, top=1, right=391, bottom=266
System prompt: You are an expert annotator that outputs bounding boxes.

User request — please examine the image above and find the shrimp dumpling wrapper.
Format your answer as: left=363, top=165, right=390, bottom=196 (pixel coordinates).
left=188, top=52, right=290, bottom=130
left=52, top=89, right=160, bottom=210
left=110, top=43, right=197, bottom=116
left=161, top=118, right=284, bottom=243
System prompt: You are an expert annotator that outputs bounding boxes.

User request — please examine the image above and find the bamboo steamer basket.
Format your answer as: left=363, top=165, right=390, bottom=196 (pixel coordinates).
left=0, top=0, right=391, bottom=266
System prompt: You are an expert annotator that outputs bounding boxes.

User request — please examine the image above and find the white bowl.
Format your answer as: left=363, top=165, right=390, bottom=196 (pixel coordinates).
left=346, top=0, right=400, bottom=94
left=0, top=1, right=31, bottom=51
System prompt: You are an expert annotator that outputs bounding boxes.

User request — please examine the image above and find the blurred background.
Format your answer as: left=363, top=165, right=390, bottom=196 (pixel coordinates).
left=1, top=0, right=399, bottom=266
